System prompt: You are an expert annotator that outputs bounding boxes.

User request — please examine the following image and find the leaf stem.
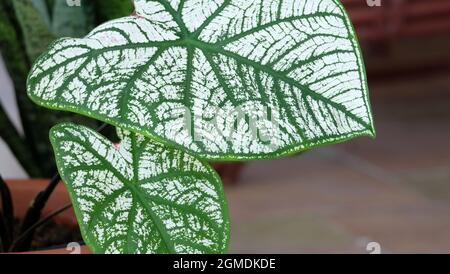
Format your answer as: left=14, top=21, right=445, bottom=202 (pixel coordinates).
left=9, top=203, right=73, bottom=252
left=12, top=173, right=61, bottom=252
left=12, top=123, right=109, bottom=252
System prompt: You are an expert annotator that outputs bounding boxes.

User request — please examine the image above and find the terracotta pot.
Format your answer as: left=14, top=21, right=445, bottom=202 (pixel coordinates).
left=211, top=162, right=245, bottom=185
left=4, top=163, right=243, bottom=253
left=4, top=179, right=90, bottom=254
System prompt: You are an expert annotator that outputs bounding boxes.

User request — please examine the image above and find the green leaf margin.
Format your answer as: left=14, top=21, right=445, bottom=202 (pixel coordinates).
left=49, top=122, right=231, bottom=254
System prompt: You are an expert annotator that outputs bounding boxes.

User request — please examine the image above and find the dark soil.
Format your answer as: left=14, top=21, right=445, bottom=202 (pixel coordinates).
left=14, top=219, right=83, bottom=251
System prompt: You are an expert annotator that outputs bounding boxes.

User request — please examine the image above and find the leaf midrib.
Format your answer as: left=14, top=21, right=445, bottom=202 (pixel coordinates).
left=32, top=37, right=370, bottom=132
left=78, top=135, right=177, bottom=253
left=188, top=39, right=371, bottom=130
left=154, top=0, right=189, bottom=37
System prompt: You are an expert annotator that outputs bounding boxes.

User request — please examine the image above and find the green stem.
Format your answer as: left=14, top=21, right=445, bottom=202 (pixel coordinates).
left=9, top=203, right=72, bottom=252
left=11, top=173, right=61, bottom=252
left=12, top=123, right=108, bottom=252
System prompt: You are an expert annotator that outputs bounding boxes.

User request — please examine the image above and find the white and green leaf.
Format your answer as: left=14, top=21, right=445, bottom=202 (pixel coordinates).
left=29, top=0, right=375, bottom=160
left=50, top=123, right=229, bottom=254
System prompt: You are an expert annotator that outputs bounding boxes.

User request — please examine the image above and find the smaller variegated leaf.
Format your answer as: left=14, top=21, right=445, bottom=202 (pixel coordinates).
left=50, top=123, right=229, bottom=254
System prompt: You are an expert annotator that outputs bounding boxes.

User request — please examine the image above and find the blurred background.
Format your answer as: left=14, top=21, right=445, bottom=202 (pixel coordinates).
left=1, top=0, right=450, bottom=253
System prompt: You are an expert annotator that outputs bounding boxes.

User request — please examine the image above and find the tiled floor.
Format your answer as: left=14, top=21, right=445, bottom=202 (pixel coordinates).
left=226, top=78, right=450, bottom=253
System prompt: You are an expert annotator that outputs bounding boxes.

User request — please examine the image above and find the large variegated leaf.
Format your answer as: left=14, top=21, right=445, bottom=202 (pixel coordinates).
left=50, top=123, right=229, bottom=254
left=29, top=0, right=375, bottom=160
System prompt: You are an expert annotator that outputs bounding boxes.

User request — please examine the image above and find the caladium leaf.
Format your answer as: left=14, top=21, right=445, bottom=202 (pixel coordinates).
left=29, top=0, right=375, bottom=160
left=50, top=123, right=229, bottom=254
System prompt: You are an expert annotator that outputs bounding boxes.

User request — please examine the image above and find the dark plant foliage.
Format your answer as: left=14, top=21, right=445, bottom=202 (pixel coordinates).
left=0, top=0, right=133, bottom=252
left=0, top=0, right=133, bottom=178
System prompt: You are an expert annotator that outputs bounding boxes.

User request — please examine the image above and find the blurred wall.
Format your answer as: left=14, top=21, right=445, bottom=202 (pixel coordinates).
left=0, top=56, right=27, bottom=179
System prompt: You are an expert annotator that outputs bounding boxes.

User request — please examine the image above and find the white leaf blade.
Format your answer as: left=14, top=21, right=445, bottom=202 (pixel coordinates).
left=50, top=123, right=229, bottom=254
left=29, top=0, right=375, bottom=160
